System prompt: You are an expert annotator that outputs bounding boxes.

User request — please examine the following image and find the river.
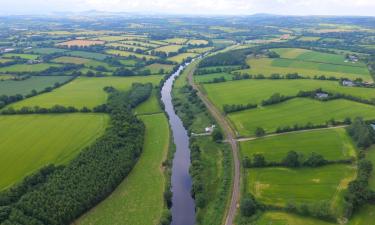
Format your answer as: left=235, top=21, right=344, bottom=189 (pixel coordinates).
left=160, top=62, right=196, bottom=225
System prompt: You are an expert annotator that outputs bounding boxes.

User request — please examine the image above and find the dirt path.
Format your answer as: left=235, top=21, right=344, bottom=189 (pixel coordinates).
left=187, top=64, right=240, bottom=225
left=236, top=125, right=348, bottom=142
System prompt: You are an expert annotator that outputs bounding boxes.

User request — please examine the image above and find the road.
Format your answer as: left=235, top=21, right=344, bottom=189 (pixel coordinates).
left=187, top=65, right=240, bottom=225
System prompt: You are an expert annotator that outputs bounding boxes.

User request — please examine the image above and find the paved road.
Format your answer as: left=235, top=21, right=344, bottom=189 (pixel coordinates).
left=187, top=65, right=240, bottom=225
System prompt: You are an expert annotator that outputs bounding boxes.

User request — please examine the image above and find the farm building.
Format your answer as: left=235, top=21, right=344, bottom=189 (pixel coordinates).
left=371, top=124, right=375, bottom=131
left=316, top=92, right=329, bottom=99
left=342, top=80, right=355, bottom=87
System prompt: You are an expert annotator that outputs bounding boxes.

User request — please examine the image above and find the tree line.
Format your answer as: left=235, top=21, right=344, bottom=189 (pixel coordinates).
left=0, top=84, right=152, bottom=225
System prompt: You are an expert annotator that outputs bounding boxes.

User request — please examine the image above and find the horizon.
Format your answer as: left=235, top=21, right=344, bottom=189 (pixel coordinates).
left=1, top=0, right=375, bottom=17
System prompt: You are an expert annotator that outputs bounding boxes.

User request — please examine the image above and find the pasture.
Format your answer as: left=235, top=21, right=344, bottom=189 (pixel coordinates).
left=0, top=76, right=72, bottom=96
left=168, top=52, right=198, bottom=63
left=141, top=63, right=174, bottom=74
left=153, top=44, right=183, bottom=53
left=57, top=40, right=105, bottom=47
left=348, top=205, right=375, bottom=225
left=65, top=51, right=109, bottom=60
left=0, top=63, right=62, bottom=73
left=75, top=113, right=169, bottom=225
left=106, top=49, right=158, bottom=60
left=247, top=164, right=355, bottom=206
left=164, top=38, right=188, bottom=44
left=134, top=90, right=163, bottom=115
left=3, top=53, right=39, bottom=60
left=228, top=98, right=375, bottom=136
left=254, top=211, right=334, bottom=225
left=297, top=36, right=321, bottom=41
left=0, top=113, right=109, bottom=190
left=240, top=128, right=356, bottom=162
left=187, top=39, right=209, bottom=45
left=52, top=56, right=114, bottom=70
left=27, top=47, right=68, bottom=54
left=367, top=146, right=375, bottom=190
left=202, top=79, right=375, bottom=109
left=106, top=43, right=149, bottom=51
left=188, top=47, right=214, bottom=54
left=238, top=58, right=371, bottom=82
left=195, top=72, right=233, bottom=83
left=9, top=76, right=162, bottom=109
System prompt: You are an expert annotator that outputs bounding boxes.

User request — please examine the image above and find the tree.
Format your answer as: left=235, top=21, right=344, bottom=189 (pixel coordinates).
left=253, top=154, right=266, bottom=167
left=212, top=129, right=223, bottom=142
left=303, top=153, right=327, bottom=167
left=243, top=157, right=252, bottom=168
left=240, top=194, right=257, bottom=217
left=282, top=151, right=300, bottom=167
left=255, top=127, right=265, bottom=137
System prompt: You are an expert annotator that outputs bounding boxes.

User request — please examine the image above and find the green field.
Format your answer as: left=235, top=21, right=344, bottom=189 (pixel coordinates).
left=297, top=36, right=321, bottom=42
left=367, top=146, right=375, bottom=190
left=153, top=44, right=183, bottom=53
left=134, top=89, right=163, bottom=115
left=240, top=128, right=356, bottom=162
left=106, top=43, right=149, bottom=51
left=229, top=98, right=375, bottom=136
left=164, top=38, right=188, bottom=44
left=3, top=53, right=39, bottom=60
left=253, top=211, right=335, bottom=225
left=65, top=51, right=109, bottom=60
left=0, top=76, right=72, bottom=96
left=188, top=47, right=214, bottom=54
left=106, top=49, right=158, bottom=60
left=203, top=79, right=375, bottom=109
left=195, top=72, right=233, bottom=83
left=27, top=48, right=69, bottom=54
left=168, top=52, right=198, bottom=63
left=238, top=58, right=371, bottom=82
left=187, top=39, right=209, bottom=45
left=9, top=76, right=162, bottom=109
left=0, top=63, right=62, bottom=73
left=141, top=63, right=174, bottom=74
left=0, top=113, right=109, bottom=190
left=52, top=56, right=114, bottom=70
left=247, top=164, right=355, bottom=206
left=348, top=205, right=375, bottom=225
left=75, top=113, right=169, bottom=225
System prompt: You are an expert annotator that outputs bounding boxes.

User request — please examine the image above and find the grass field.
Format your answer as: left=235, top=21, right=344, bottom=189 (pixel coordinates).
left=57, top=40, right=105, bottom=47
left=3, top=53, right=40, bottom=60
left=297, top=36, right=321, bottom=41
left=0, top=76, right=72, bottom=96
left=253, top=211, right=335, bottom=225
left=187, top=39, right=209, bottom=45
left=240, top=128, right=356, bottom=162
left=187, top=47, right=214, bottom=54
left=153, top=44, right=183, bottom=53
left=52, top=56, right=114, bottom=70
left=348, top=205, right=375, bottom=225
left=168, top=52, right=198, bottom=63
left=0, top=63, right=62, bottom=73
left=164, top=38, right=188, bottom=44
left=202, top=79, right=375, bottom=109
left=141, top=63, right=174, bottom=74
left=195, top=72, right=233, bottom=83
left=106, top=49, right=158, bottom=60
left=229, top=98, right=375, bottom=136
left=0, top=113, right=109, bottom=190
left=238, top=58, right=371, bottom=82
left=27, top=48, right=69, bottom=54
left=75, top=113, right=169, bottom=225
left=134, top=89, right=163, bottom=115
left=65, top=51, right=109, bottom=60
left=9, top=76, right=162, bottom=109
left=121, top=40, right=160, bottom=48
left=367, top=146, right=375, bottom=190
left=106, top=43, right=149, bottom=51
left=247, top=164, right=355, bottom=206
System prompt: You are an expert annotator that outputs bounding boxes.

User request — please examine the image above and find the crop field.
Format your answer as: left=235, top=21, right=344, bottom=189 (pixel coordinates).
left=254, top=211, right=335, bottom=225
left=203, top=79, right=375, bottom=109
left=0, top=74, right=14, bottom=80
left=141, top=63, right=174, bottom=74
left=75, top=113, right=169, bottom=225
left=247, top=164, right=355, bottom=206
left=3, top=53, right=40, bottom=60
left=168, top=52, right=198, bottom=63
left=153, top=44, right=183, bottom=53
left=9, top=76, right=162, bottom=109
left=0, top=75, right=72, bottom=96
left=106, top=43, right=149, bottom=51
left=65, top=51, right=109, bottom=60
left=229, top=98, right=375, bottom=136
left=0, top=63, right=62, bottom=73
left=105, top=49, right=158, bottom=60
left=240, top=128, right=356, bottom=162
left=0, top=58, right=13, bottom=63
left=57, top=39, right=105, bottom=47
left=0, top=113, right=109, bottom=190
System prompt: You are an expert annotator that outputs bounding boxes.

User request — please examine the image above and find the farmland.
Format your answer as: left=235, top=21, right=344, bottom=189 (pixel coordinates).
left=0, top=75, right=72, bottom=96
left=0, top=63, right=62, bottom=73
left=168, top=52, right=198, bottom=63
left=75, top=113, right=169, bottom=225
left=240, top=128, right=356, bottom=162
left=106, top=49, right=158, bottom=60
left=57, top=39, right=105, bottom=47
left=203, top=79, right=375, bottom=109
left=253, top=211, right=335, bottom=225
left=0, top=113, right=109, bottom=190
left=229, top=98, right=375, bottom=136
left=8, top=76, right=162, bottom=109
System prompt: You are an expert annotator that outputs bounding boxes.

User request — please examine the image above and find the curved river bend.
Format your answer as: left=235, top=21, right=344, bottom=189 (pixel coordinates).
left=161, top=63, right=196, bottom=225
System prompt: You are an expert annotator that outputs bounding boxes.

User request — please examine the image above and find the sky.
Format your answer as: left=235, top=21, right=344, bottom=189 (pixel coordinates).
left=0, top=0, right=374, bottom=16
